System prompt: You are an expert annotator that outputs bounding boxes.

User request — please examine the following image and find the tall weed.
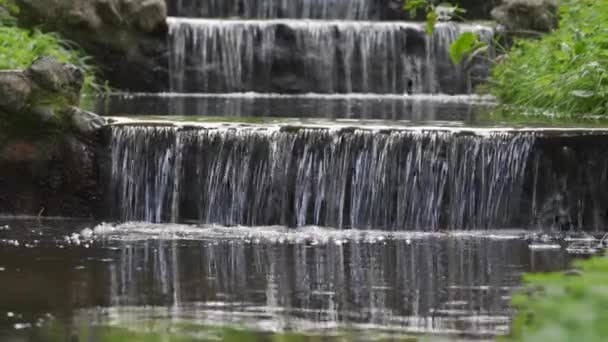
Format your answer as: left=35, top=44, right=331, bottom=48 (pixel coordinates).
left=492, top=0, right=608, bottom=116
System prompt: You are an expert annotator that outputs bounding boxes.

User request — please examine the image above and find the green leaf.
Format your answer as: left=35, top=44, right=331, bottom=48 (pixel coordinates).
left=449, top=32, right=480, bottom=65
left=425, top=11, right=437, bottom=35
left=402, top=0, right=428, bottom=11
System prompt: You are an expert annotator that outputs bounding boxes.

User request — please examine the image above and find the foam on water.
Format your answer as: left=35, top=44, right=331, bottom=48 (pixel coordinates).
left=92, top=222, right=528, bottom=243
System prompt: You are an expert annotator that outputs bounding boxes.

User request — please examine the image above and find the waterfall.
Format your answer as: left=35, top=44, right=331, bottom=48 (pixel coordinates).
left=170, top=0, right=375, bottom=20
left=109, top=126, right=534, bottom=230
left=168, top=18, right=494, bottom=94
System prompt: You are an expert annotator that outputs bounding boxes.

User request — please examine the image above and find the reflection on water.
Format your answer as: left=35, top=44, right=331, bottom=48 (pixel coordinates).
left=0, top=220, right=573, bottom=341
left=90, top=93, right=493, bottom=123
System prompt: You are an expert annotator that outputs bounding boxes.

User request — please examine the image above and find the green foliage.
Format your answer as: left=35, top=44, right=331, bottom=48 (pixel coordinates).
left=0, top=1, right=101, bottom=95
left=503, top=255, right=608, bottom=342
left=0, top=0, right=18, bottom=26
left=402, top=0, right=465, bottom=35
left=492, top=0, right=608, bottom=116
left=449, top=32, right=486, bottom=65
left=402, top=1, right=485, bottom=63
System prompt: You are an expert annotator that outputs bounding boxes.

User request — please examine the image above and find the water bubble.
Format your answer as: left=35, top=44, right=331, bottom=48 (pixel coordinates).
left=13, top=323, right=31, bottom=330
left=80, top=228, right=94, bottom=239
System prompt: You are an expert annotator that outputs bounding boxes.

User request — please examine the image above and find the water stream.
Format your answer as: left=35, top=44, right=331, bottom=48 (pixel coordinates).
left=169, top=18, right=493, bottom=94
left=109, top=126, right=533, bottom=229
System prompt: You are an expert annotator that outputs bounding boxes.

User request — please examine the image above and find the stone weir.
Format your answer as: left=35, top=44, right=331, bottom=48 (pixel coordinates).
left=169, top=18, right=494, bottom=94
left=103, top=123, right=608, bottom=232
left=168, top=0, right=500, bottom=21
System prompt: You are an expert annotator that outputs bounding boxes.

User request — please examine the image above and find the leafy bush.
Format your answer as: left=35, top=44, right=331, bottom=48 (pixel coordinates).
left=503, top=255, right=608, bottom=341
left=0, top=0, right=100, bottom=94
left=492, top=0, right=608, bottom=116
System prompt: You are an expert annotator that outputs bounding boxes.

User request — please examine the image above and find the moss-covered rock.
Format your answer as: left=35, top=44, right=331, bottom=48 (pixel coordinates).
left=491, top=0, right=560, bottom=34
left=0, top=56, right=106, bottom=218
left=0, top=56, right=105, bottom=135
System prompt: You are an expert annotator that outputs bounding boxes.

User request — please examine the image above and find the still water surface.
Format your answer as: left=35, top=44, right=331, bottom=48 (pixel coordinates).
left=0, top=219, right=573, bottom=341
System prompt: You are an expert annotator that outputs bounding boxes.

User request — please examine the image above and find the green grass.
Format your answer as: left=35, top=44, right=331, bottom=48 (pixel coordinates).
left=502, top=254, right=608, bottom=342
left=491, top=0, right=608, bottom=117
left=0, top=0, right=100, bottom=95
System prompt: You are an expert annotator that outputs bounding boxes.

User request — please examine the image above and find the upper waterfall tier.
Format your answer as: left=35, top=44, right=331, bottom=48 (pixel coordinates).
left=168, top=0, right=498, bottom=20
left=169, top=18, right=494, bottom=94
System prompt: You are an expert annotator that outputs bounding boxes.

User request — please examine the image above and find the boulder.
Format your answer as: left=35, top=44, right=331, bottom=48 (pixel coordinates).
left=491, top=0, right=560, bottom=33
left=14, top=0, right=168, bottom=91
left=26, top=56, right=84, bottom=106
left=0, top=70, right=32, bottom=113
left=66, top=106, right=107, bottom=134
left=0, top=57, right=106, bottom=134
left=0, top=57, right=106, bottom=218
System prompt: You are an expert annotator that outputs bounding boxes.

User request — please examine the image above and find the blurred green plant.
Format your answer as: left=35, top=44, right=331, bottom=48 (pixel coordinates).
left=502, top=254, right=608, bottom=341
left=0, top=0, right=18, bottom=25
left=492, top=0, right=608, bottom=116
left=401, top=1, right=488, bottom=65
left=0, top=0, right=103, bottom=95
left=402, top=0, right=465, bottom=35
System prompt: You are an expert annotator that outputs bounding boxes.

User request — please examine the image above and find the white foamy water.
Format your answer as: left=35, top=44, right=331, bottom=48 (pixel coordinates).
left=92, top=222, right=528, bottom=243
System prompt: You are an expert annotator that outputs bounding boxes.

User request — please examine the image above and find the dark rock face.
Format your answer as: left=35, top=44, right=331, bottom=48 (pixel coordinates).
left=527, top=134, right=608, bottom=232
left=492, top=0, right=559, bottom=33
left=0, top=136, right=102, bottom=218
left=0, top=57, right=107, bottom=218
left=14, top=0, right=169, bottom=92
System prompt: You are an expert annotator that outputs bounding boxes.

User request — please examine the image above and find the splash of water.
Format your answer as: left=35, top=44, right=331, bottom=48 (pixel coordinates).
left=168, top=18, right=494, bottom=94
left=110, top=126, right=534, bottom=230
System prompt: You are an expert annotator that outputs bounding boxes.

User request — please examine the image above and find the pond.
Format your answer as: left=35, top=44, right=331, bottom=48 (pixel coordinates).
left=0, top=218, right=576, bottom=341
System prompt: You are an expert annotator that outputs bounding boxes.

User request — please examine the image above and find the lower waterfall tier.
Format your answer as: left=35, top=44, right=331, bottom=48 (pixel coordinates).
left=105, top=124, right=608, bottom=231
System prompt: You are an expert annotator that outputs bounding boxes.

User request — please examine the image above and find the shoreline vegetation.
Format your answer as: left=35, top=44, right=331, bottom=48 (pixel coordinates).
left=403, top=0, right=607, bottom=118
left=0, top=0, right=99, bottom=96
left=503, top=253, right=608, bottom=342
left=491, top=0, right=608, bottom=118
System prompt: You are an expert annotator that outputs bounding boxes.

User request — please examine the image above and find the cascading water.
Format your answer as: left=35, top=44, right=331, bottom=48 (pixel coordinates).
left=169, top=0, right=375, bottom=20
left=168, top=18, right=494, bottom=94
left=110, top=125, right=534, bottom=230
